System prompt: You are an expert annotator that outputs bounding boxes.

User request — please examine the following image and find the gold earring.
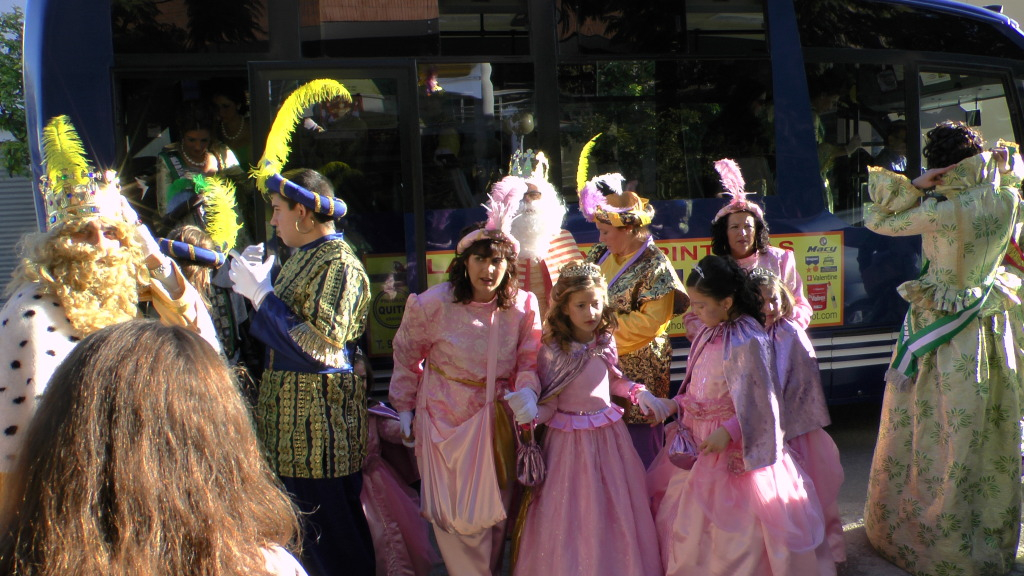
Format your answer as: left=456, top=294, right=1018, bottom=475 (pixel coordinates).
left=295, top=219, right=314, bottom=234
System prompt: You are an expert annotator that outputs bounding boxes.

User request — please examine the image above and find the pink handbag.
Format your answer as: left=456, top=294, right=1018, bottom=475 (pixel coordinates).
left=668, top=424, right=699, bottom=469
left=417, top=308, right=507, bottom=535
left=515, top=422, right=545, bottom=487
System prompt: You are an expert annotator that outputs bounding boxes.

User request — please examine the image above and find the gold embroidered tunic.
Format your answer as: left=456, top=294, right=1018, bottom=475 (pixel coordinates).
left=250, top=234, right=371, bottom=478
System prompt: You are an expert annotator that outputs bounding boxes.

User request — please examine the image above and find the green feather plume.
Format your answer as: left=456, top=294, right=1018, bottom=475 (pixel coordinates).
left=198, top=176, right=243, bottom=251
left=254, top=79, right=352, bottom=193
left=41, top=115, right=92, bottom=188
left=576, top=133, right=602, bottom=192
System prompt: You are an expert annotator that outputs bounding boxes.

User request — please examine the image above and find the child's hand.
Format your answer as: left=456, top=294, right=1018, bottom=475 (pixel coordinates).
left=700, top=426, right=732, bottom=454
left=637, top=391, right=672, bottom=423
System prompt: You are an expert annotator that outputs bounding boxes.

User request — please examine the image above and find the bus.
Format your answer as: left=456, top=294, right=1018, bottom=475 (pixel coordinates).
left=23, top=0, right=1024, bottom=402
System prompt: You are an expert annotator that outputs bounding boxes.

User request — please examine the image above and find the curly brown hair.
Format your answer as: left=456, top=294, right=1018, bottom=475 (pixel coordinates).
left=449, top=229, right=519, bottom=310
left=0, top=320, right=301, bottom=576
left=543, top=265, right=618, bottom=352
left=922, top=120, right=984, bottom=169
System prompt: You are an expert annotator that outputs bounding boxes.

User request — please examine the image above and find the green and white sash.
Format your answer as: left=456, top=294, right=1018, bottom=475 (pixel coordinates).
left=890, top=284, right=992, bottom=380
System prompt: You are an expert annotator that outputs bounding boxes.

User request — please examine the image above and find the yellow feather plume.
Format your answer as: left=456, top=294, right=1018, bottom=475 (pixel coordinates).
left=200, top=176, right=243, bottom=251
left=576, top=133, right=602, bottom=192
left=41, top=115, right=92, bottom=188
left=254, top=79, right=352, bottom=193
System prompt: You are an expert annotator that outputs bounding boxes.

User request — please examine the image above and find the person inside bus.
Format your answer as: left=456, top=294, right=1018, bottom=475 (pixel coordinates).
left=0, top=320, right=307, bottom=576
left=156, top=105, right=242, bottom=234
left=808, top=72, right=861, bottom=212
left=684, top=159, right=813, bottom=336
left=863, top=121, right=1024, bottom=576
left=211, top=82, right=253, bottom=168
left=870, top=119, right=908, bottom=174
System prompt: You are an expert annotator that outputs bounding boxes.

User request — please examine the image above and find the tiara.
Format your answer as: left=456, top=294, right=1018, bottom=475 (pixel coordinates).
left=558, top=260, right=603, bottom=281
left=748, top=266, right=779, bottom=282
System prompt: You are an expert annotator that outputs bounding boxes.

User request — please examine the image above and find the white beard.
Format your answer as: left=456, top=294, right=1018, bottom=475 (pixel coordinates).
left=511, top=199, right=567, bottom=261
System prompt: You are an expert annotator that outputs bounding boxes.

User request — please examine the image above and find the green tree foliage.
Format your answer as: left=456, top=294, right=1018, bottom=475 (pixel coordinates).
left=0, top=7, right=27, bottom=177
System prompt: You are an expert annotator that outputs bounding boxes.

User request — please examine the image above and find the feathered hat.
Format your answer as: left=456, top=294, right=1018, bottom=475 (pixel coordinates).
left=711, top=158, right=765, bottom=223
left=575, top=133, right=653, bottom=227
left=252, top=79, right=351, bottom=218
left=39, top=115, right=129, bottom=230
left=158, top=175, right=242, bottom=267
left=455, top=177, right=528, bottom=255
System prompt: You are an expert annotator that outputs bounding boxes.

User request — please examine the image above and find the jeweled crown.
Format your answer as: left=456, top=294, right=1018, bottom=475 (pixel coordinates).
left=558, top=260, right=603, bottom=281
left=509, top=148, right=549, bottom=181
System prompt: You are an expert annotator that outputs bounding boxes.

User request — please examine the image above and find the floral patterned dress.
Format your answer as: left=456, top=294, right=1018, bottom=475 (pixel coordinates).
left=863, top=153, right=1024, bottom=576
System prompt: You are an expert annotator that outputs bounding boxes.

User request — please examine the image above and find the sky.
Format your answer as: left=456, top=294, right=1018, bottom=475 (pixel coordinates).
left=0, top=0, right=22, bottom=14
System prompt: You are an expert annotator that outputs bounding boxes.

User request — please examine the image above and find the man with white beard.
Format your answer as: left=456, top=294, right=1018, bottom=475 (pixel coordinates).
left=508, top=152, right=581, bottom=317
left=0, top=116, right=218, bottom=491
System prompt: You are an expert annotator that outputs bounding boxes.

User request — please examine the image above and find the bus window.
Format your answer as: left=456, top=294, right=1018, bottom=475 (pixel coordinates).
left=805, top=63, right=908, bottom=226
left=556, top=0, right=766, bottom=56
left=559, top=59, right=774, bottom=201
left=418, top=62, right=535, bottom=212
left=918, top=70, right=1015, bottom=158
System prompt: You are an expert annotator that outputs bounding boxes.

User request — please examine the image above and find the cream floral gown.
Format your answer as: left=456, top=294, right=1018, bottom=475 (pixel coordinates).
left=863, top=152, right=1024, bottom=576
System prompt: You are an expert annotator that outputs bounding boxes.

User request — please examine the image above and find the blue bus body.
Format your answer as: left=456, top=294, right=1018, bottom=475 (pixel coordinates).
left=23, top=0, right=1024, bottom=402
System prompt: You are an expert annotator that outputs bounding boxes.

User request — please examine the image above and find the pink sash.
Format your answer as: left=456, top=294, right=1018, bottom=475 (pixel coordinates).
left=417, top=308, right=506, bottom=535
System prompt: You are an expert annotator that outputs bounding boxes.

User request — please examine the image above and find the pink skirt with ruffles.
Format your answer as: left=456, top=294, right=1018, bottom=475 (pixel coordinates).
left=788, top=428, right=846, bottom=562
left=514, top=409, right=662, bottom=576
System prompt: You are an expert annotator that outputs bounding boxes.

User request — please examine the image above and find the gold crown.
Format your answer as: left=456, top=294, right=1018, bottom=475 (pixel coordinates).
left=558, top=260, right=604, bottom=281
left=41, top=170, right=124, bottom=229
left=40, top=116, right=126, bottom=230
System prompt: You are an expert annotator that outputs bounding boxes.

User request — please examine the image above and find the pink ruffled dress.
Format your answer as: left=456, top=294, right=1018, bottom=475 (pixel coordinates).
left=360, top=404, right=440, bottom=576
left=651, top=322, right=834, bottom=576
left=513, top=338, right=662, bottom=576
left=768, top=319, right=846, bottom=563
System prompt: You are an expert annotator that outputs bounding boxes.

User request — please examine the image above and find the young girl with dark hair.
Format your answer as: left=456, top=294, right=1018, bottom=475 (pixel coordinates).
left=750, top=268, right=844, bottom=565
left=513, top=261, right=667, bottom=576
left=648, top=255, right=833, bottom=576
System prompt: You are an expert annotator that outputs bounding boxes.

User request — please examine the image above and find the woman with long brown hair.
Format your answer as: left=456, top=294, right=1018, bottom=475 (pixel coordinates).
left=0, top=320, right=305, bottom=576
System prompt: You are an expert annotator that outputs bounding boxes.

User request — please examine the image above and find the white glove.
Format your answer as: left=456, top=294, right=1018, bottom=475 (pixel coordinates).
left=239, top=243, right=265, bottom=265
left=398, top=411, right=415, bottom=447
left=229, top=255, right=276, bottom=310
left=504, top=388, right=538, bottom=425
left=134, top=222, right=163, bottom=259
left=637, top=390, right=671, bottom=423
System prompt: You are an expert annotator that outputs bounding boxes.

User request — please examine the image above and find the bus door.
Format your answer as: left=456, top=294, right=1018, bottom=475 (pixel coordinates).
left=250, top=62, right=422, bottom=377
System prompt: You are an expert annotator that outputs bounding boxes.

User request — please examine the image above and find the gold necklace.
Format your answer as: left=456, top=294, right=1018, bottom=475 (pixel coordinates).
left=221, top=117, right=245, bottom=141
left=180, top=148, right=207, bottom=168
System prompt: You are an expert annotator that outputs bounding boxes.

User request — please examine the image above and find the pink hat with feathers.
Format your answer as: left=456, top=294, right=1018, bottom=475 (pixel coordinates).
left=456, top=176, right=527, bottom=254
left=711, top=158, right=765, bottom=223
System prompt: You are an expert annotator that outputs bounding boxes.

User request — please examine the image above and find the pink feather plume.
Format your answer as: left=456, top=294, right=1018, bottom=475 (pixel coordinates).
left=579, top=173, right=623, bottom=222
left=485, top=176, right=528, bottom=234
left=714, top=158, right=746, bottom=199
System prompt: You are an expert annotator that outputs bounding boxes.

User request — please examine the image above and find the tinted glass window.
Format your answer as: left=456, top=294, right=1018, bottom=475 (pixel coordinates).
left=113, top=0, right=269, bottom=53
left=795, top=0, right=1024, bottom=60
left=418, top=62, right=535, bottom=210
left=557, top=0, right=765, bottom=56
left=559, top=59, right=774, bottom=200
left=439, top=0, right=529, bottom=56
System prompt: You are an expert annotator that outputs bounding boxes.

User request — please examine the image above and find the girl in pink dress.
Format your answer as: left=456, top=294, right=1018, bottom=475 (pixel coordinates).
left=513, top=261, right=668, bottom=576
left=649, top=255, right=833, bottom=576
left=750, top=268, right=846, bottom=563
